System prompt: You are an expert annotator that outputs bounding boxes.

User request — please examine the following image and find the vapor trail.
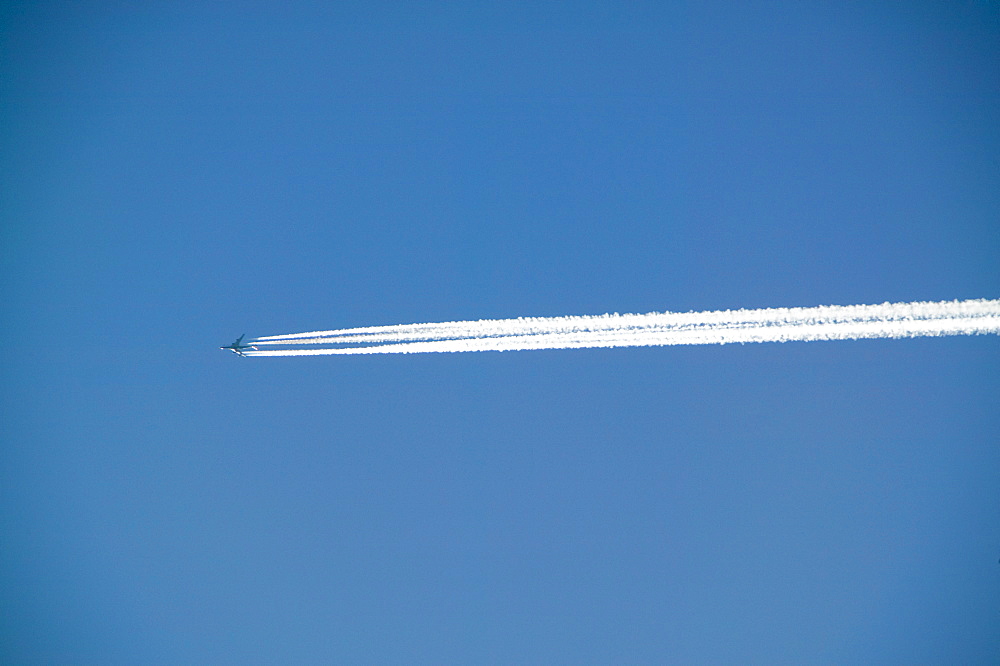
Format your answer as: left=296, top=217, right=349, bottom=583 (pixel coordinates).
left=244, top=299, right=1000, bottom=356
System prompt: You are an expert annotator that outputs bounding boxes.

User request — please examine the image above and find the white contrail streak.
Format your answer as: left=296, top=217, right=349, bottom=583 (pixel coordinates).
left=244, top=299, right=1000, bottom=356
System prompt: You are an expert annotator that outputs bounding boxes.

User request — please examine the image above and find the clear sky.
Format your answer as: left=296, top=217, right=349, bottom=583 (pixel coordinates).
left=3, top=1, right=999, bottom=662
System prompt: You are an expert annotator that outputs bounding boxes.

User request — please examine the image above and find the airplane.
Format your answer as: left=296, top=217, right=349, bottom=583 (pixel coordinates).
left=220, top=334, right=257, bottom=356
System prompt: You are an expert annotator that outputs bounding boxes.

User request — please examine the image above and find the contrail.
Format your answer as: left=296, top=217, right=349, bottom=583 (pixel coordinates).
left=243, top=298, right=1000, bottom=356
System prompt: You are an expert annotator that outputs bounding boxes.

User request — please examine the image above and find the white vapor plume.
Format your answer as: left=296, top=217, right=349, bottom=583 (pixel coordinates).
left=243, top=299, right=1000, bottom=357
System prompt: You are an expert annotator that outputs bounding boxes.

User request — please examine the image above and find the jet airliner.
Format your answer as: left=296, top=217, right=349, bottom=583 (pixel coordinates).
left=220, top=334, right=256, bottom=356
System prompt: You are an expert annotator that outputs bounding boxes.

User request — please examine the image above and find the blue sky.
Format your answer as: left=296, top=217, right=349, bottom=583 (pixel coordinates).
left=3, top=1, right=999, bottom=662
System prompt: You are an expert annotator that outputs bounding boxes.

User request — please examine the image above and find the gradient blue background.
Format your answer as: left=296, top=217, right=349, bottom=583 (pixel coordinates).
left=3, top=2, right=999, bottom=662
